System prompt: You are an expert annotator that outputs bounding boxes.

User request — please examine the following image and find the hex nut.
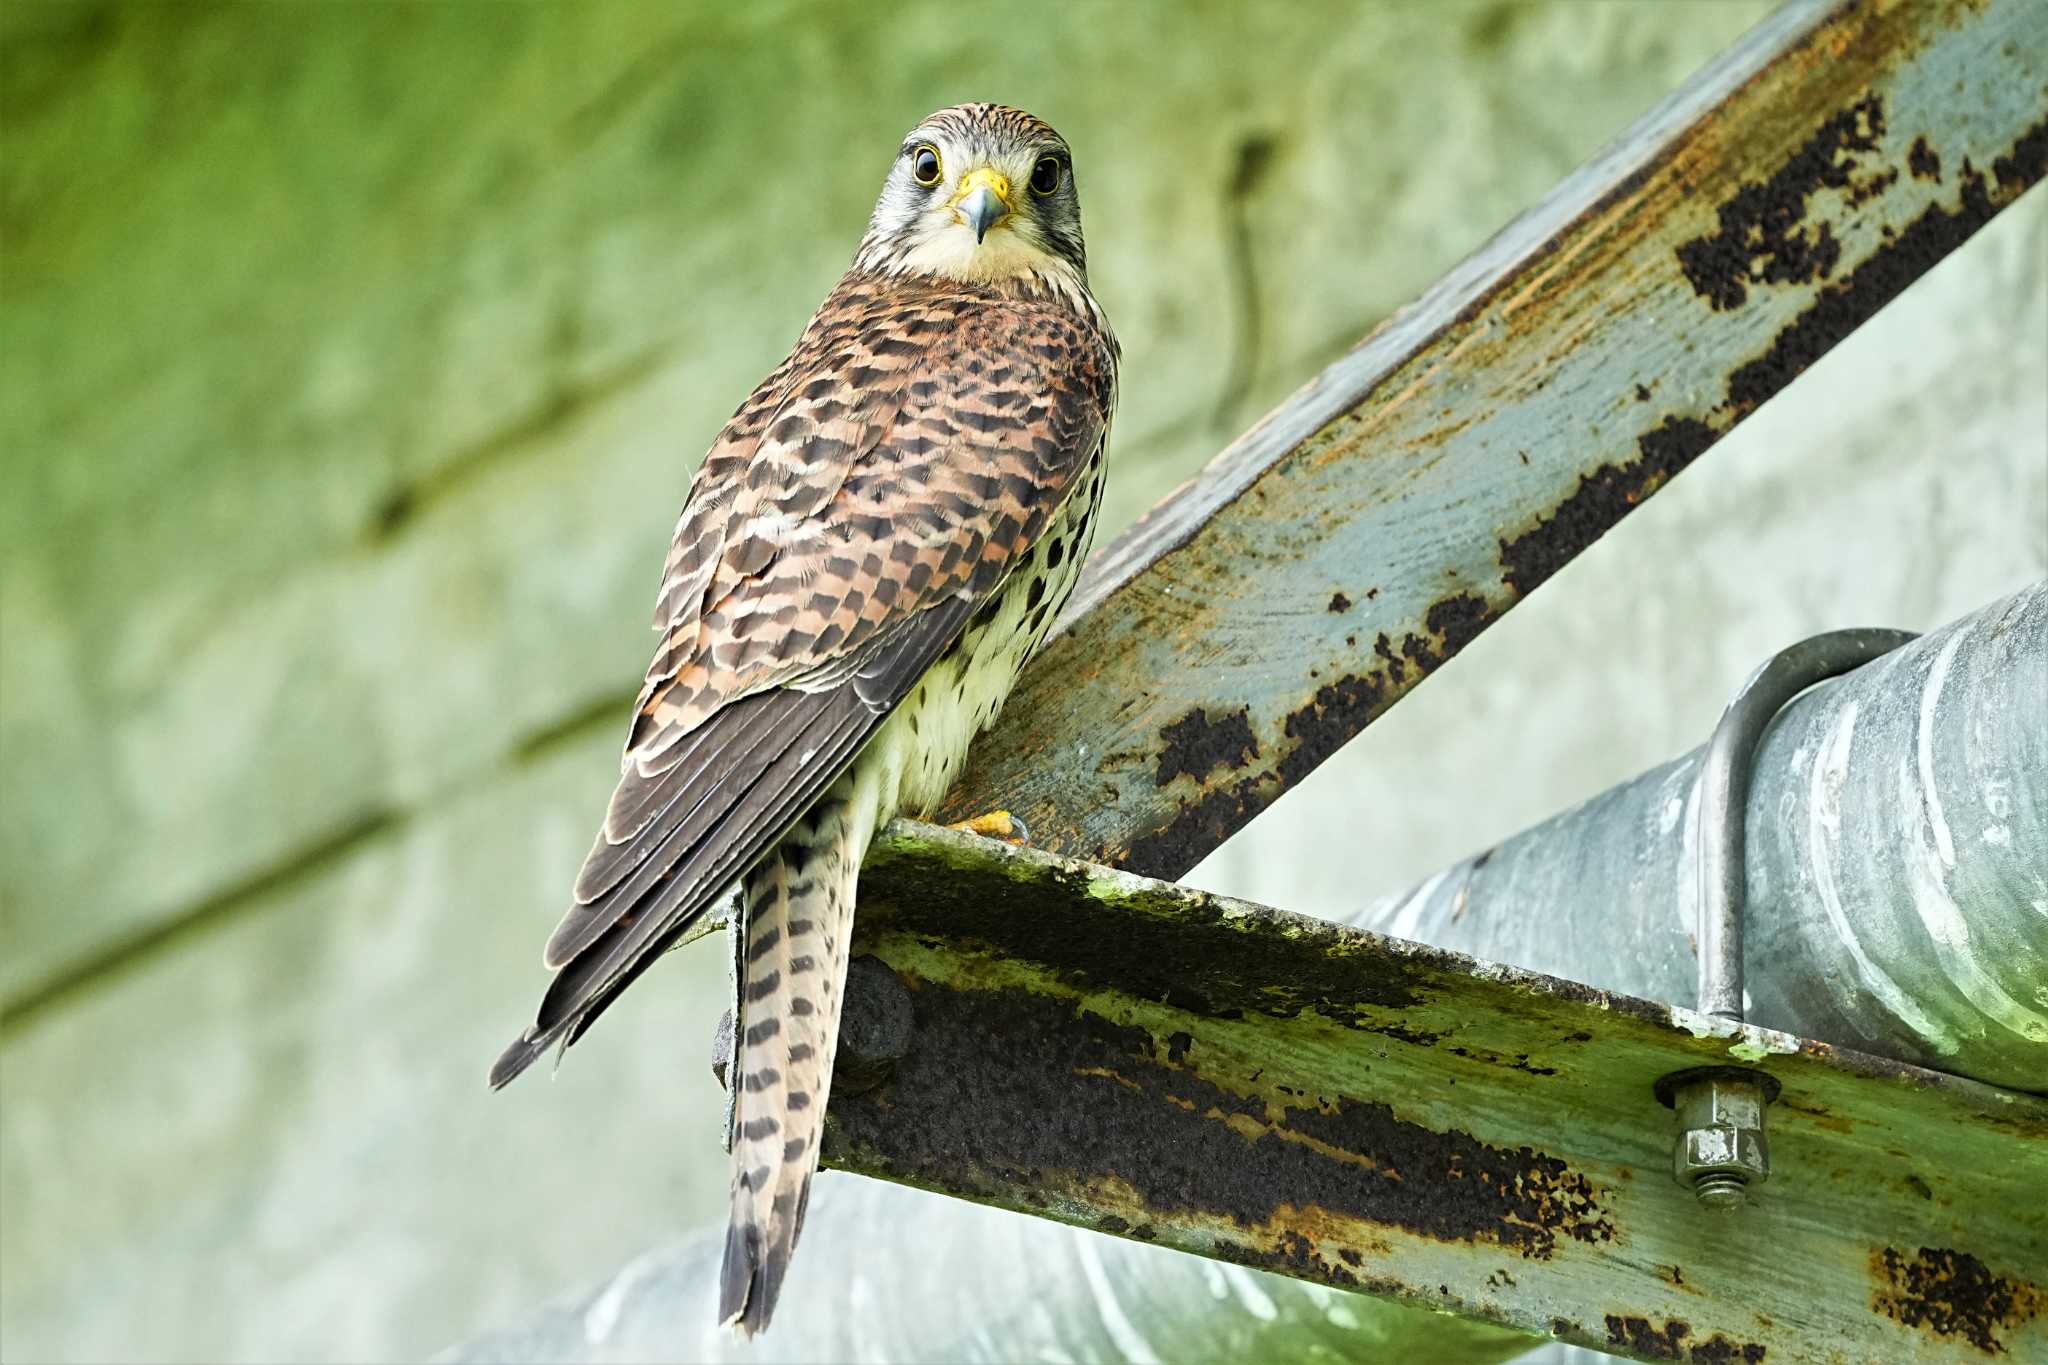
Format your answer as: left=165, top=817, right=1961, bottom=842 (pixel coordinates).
left=1659, top=1067, right=1775, bottom=1209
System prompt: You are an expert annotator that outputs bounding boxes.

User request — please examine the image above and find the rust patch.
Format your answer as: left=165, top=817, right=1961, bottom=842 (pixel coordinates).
left=828, top=983, right=1613, bottom=1262
left=1676, top=96, right=1885, bottom=311
left=1155, top=707, right=1260, bottom=787
left=1844, top=165, right=1899, bottom=208
left=1209, top=1233, right=1404, bottom=1300
left=1278, top=594, right=1491, bottom=788
left=1423, top=592, right=1492, bottom=658
left=1872, top=1245, right=2045, bottom=1355
left=1775, top=1096, right=1854, bottom=1135
left=1373, top=632, right=1406, bottom=682
left=1908, top=135, right=1942, bottom=181
left=1723, top=115, right=2047, bottom=419
left=1491, top=112, right=2047, bottom=635
left=1275, top=670, right=1392, bottom=788
left=1122, top=776, right=1267, bottom=881
left=1121, top=579, right=1499, bottom=878
left=1328, top=591, right=1353, bottom=613
left=1285, top=1096, right=1612, bottom=1257
left=1597, top=1315, right=1768, bottom=1363
left=1366, top=1020, right=1448, bottom=1048
left=1606, top=1314, right=1692, bottom=1359
left=1497, top=416, right=1714, bottom=595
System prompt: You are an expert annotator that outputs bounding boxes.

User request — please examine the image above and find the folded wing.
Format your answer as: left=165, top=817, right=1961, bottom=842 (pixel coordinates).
left=490, top=280, right=1115, bottom=1086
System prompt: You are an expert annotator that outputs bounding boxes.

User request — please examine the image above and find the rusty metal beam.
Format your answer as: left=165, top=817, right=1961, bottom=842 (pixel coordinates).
left=826, top=821, right=2048, bottom=1364
left=938, top=0, right=2048, bottom=880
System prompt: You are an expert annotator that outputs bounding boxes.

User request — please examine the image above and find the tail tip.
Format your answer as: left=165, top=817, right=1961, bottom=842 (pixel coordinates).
left=486, top=1029, right=547, bottom=1090
left=718, top=1218, right=784, bottom=1338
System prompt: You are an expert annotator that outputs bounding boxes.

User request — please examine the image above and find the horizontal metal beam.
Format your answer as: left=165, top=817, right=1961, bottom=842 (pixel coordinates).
left=820, top=822, right=2048, bottom=1364
left=939, top=0, right=2048, bottom=880
left=1364, top=583, right=2048, bottom=1094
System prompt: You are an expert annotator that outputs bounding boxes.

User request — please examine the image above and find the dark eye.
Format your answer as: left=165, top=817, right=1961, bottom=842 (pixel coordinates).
left=1029, top=155, right=1062, bottom=196
left=911, top=144, right=942, bottom=187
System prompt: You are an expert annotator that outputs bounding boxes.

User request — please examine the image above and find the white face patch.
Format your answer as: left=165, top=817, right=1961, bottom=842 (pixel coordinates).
left=889, top=220, right=1070, bottom=285
left=854, top=122, right=1088, bottom=296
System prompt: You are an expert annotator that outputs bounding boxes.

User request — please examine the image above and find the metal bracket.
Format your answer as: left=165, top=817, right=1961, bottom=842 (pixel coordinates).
left=1660, top=628, right=1917, bottom=1208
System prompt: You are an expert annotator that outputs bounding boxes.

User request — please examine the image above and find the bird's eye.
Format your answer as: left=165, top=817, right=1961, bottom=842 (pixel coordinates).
left=911, top=144, right=943, bottom=187
left=1029, top=155, right=1063, bottom=196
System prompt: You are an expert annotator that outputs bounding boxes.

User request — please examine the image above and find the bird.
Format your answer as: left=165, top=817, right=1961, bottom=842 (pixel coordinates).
left=488, top=102, right=1117, bottom=1337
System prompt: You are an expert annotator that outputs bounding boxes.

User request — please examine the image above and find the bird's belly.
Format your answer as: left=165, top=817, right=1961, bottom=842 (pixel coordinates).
left=852, top=447, right=1103, bottom=824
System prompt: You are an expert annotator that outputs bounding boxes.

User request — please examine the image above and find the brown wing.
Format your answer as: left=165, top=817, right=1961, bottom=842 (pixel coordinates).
left=489, top=276, right=1114, bottom=1086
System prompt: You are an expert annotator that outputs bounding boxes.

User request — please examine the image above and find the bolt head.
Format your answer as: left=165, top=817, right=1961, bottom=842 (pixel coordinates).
left=1670, top=1076, right=1770, bottom=1201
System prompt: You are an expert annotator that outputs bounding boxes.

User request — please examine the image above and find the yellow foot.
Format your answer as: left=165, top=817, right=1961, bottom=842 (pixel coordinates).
left=946, top=809, right=1031, bottom=846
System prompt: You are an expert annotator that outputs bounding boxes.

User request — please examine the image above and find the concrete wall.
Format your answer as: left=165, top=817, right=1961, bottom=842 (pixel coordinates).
left=3, top=2, right=2039, bottom=1361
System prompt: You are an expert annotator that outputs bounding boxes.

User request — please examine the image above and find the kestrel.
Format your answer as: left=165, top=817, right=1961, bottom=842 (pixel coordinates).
left=490, top=103, right=1117, bottom=1335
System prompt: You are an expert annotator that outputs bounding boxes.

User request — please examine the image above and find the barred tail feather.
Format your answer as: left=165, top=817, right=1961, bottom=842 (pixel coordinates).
left=718, top=789, right=865, bottom=1336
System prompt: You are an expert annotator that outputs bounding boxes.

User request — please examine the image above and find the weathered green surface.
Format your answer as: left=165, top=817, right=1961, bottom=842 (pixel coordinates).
left=941, top=0, right=2048, bottom=881
left=5, top=5, right=1803, bottom=1360
left=0, top=730, right=735, bottom=1363
left=0, top=0, right=1770, bottom=1015
left=833, top=822, right=2048, bottom=1364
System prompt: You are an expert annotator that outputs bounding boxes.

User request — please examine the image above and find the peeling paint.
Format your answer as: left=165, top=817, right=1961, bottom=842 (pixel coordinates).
left=1675, top=95, right=1886, bottom=311
left=1155, top=707, right=1261, bottom=787
left=1498, top=417, right=1714, bottom=596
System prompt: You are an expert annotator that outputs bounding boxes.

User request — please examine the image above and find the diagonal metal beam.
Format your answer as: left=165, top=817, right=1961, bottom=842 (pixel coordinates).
left=939, top=0, right=2048, bottom=880
left=828, top=821, right=2048, bottom=1364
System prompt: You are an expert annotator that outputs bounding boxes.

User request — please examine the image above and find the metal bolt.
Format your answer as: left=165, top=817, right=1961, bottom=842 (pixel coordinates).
left=1655, top=1066, right=1778, bottom=1210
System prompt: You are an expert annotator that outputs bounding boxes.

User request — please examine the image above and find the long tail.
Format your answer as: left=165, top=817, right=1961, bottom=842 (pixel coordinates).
left=718, top=785, right=867, bottom=1336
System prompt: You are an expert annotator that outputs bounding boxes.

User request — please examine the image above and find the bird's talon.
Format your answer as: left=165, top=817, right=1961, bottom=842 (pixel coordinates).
left=946, top=809, right=1030, bottom=845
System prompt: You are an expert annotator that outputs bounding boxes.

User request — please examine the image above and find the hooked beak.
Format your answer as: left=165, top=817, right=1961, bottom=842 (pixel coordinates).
left=952, top=168, right=1013, bottom=244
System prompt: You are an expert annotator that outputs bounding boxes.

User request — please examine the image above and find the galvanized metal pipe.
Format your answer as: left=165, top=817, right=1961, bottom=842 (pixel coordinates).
left=1695, top=629, right=1919, bottom=1020
left=438, top=1179, right=1528, bottom=1365
left=1361, top=582, right=2047, bottom=1093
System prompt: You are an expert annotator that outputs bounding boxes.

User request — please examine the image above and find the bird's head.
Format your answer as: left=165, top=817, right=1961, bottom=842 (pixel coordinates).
left=853, top=103, right=1088, bottom=289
